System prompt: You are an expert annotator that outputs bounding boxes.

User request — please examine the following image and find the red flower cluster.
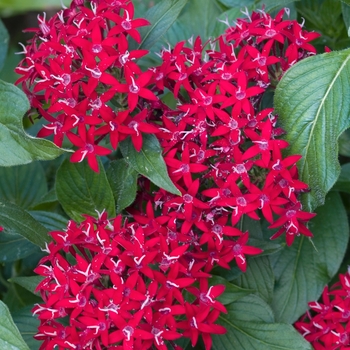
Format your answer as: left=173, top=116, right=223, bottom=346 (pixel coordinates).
left=22, top=1, right=322, bottom=349
left=33, top=211, right=226, bottom=350
left=15, top=0, right=159, bottom=172
left=149, top=7, right=317, bottom=248
left=295, top=269, right=350, bottom=350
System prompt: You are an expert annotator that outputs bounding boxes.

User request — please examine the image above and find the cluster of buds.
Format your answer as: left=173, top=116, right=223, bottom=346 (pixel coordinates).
left=295, top=269, right=350, bottom=349
left=17, top=1, right=323, bottom=349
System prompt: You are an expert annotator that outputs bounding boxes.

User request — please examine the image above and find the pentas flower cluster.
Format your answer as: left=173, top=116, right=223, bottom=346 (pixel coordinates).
left=148, top=7, right=318, bottom=248
left=295, top=269, right=350, bottom=350
left=20, top=1, right=322, bottom=349
left=34, top=211, right=227, bottom=350
left=15, top=0, right=159, bottom=172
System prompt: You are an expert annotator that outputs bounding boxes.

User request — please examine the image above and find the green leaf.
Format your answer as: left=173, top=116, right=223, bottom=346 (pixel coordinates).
left=137, top=0, right=188, bottom=50
left=0, top=231, right=39, bottom=262
left=0, top=0, right=70, bottom=14
left=221, top=294, right=274, bottom=323
left=297, top=0, right=350, bottom=50
left=29, top=211, right=68, bottom=231
left=0, top=300, right=30, bottom=350
left=215, top=0, right=298, bottom=18
left=216, top=0, right=254, bottom=7
left=119, top=134, right=180, bottom=195
left=331, top=163, right=350, bottom=194
left=107, top=159, right=138, bottom=213
left=339, top=129, right=350, bottom=156
left=296, top=0, right=342, bottom=35
left=10, top=276, right=43, bottom=295
left=0, top=162, right=47, bottom=209
left=3, top=284, right=41, bottom=312
left=209, top=275, right=254, bottom=305
left=12, top=306, right=40, bottom=350
left=274, top=49, right=350, bottom=211
left=212, top=295, right=312, bottom=350
left=342, top=2, right=350, bottom=36
left=0, top=201, right=50, bottom=248
left=164, top=0, right=223, bottom=46
left=0, top=80, right=65, bottom=166
left=238, top=217, right=283, bottom=256
left=211, top=263, right=243, bottom=282
left=255, top=0, right=299, bottom=12
left=56, top=158, right=116, bottom=222
left=234, top=256, right=275, bottom=304
left=0, top=19, right=8, bottom=72
left=248, top=238, right=283, bottom=256
left=268, top=191, right=349, bottom=323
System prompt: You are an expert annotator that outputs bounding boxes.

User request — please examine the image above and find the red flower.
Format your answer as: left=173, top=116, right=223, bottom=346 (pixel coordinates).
left=164, top=179, right=210, bottom=222
left=223, top=232, right=263, bottom=272
left=123, top=109, right=160, bottom=151
left=105, top=2, right=150, bottom=43
left=243, top=119, right=289, bottom=167
left=165, top=144, right=208, bottom=187
left=119, top=68, right=158, bottom=112
left=269, top=202, right=316, bottom=246
left=177, top=303, right=226, bottom=350
left=295, top=270, right=350, bottom=349
left=67, top=127, right=111, bottom=172
left=220, top=71, right=265, bottom=115
left=186, top=278, right=227, bottom=313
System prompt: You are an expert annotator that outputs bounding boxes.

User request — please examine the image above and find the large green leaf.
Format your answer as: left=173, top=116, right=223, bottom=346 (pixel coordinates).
left=164, top=0, right=223, bottom=46
left=0, top=0, right=70, bottom=14
left=216, top=0, right=254, bottom=7
left=29, top=211, right=68, bottom=231
left=0, top=300, right=30, bottom=350
left=301, top=0, right=350, bottom=51
left=339, top=129, right=350, bottom=156
left=0, top=201, right=50, bottom=248
left=331, top=162, right=350, bottom=194
left=212, top=295, right=311, bottom=350
left=12, top=306, right=39, bottom=350
left=107, top=159, right=138, bottom=213
left=10, top=276, right=43, bottom=295
left=119, top=134, right=180, bottom=195
left=268, top=191, right=349, bottom=323
left=3, top=284, right=41, bottom=312
left=0, top=18, right=8, bottom=72
left=0, top=231, right=39, bottom=262
left=56, top=158, right=116, bottom=222
left=234, top=256, right=275, bottom=304
left=274, top=49, right=350, bottom=211
left=216, top=0, right=298, bottom=12
left=0, top=80, right=65, bottom=166
left=239, top=216, right=283, bottom=256
left=255, top=0, right=299, bottom=11
left=137, top=0, right=188, bottom=50
left=295, top=0, right=343, bottom=38
left=0, top=162, right=47, bottom=209
left=342, top=2, right=350, bottom=36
